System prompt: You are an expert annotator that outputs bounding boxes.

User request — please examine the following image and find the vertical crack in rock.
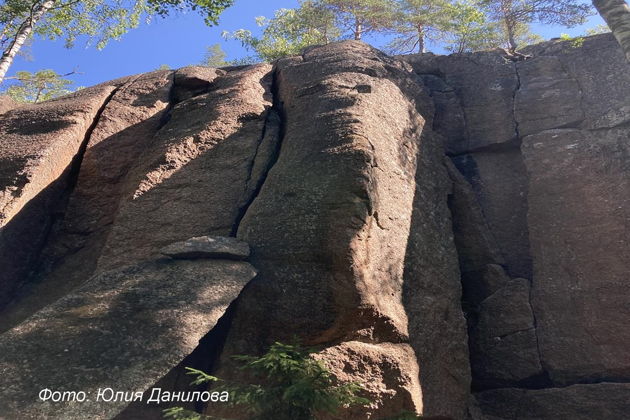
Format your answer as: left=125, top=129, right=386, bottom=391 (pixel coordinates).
left=512, top=60, right=551, bottom=388
left=212, top=43, right=468, bottom=419
left=58, top=84, right=128, bottom=208
left=512, top=62, right=522, bottom=142
left=0, top=73, right=178, bottom=332
left=230, top=68, right=285, bottom=236
left=0, top=85, right=122, bottom=328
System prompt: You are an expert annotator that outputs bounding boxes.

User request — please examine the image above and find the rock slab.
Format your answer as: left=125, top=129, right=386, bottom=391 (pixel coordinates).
left=0, top=259, right=256, bottom=420
left=161, top=236, right=250, bottom=260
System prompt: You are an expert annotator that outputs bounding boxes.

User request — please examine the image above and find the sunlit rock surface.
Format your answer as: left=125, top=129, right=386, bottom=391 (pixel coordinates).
left=0, top=33, right=628, bottom=419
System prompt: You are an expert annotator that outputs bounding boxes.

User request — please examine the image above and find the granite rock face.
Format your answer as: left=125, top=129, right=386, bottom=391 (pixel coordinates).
left=0, top=82, right=121, bottom=311
left=0, top=34, right=629, bottom=420
left=405, top=33, right=630, bottom=417
left=0, top=259, right=256, bottom=420
left=217, top=41, right=469, bottom=419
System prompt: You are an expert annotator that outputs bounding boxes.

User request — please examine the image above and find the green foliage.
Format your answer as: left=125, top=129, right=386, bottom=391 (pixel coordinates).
left=386, top=0, right=452, bottom=53
left=226, top=56, right=261, bottom=66
left=164, top=341, right=370, bottom=420
left=3, top=69, right=73, bottom=102
left=0, top=0, right=233, bottom=68
left=163, top=406, right=214, bottom=420
left=321, top=0, right=398, bottom=40
left=223, top=0, right=340, bottom=62
left=202, top=43, right=229, bottom=66
left=559, top=32, right=585, bottom=47
left=441, top=0, right=501, bottom=53
left=481, top=0, right=594, bottom=50
left=585, top=23, right=611, bottom=35
left=147, top=0, right=234, bottom=26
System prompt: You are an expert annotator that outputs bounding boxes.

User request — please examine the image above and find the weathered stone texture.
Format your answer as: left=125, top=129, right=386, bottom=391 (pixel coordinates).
left=0, top=83, right=118, bottom=310
left=0, top=71, right=172, bottom=331
left=0, top=259, right=256, bottom=420
left=0, top=95, right=17, bottom=114
left=470, top=278, right=542, bottom=389
left=401, top=51, right=519, bottom=153
left=161, top=235, right=250, bottom=260
left=523, top=127, right=630, bottom=386
left=317, top=342, right=422, bottom=419
left=475, top=383, right=630, bottom=420
left=172, top=65, right=225, bottom=102
left=96, top=64, right=276, bottom=271
left=0, top=34, right=628, bottom=420
left=452, top=151, right=532, bottom=279
left=522, top=34, right=630, bottom=131
left=216, top=41, right=469, bottom=419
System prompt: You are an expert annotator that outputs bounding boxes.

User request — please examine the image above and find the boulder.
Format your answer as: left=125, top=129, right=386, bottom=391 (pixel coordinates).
left=172, top=66, right=225, bottom=102
left=316, top=342, right=422, bottom=419
left=161, top=236, right=250, bottom=260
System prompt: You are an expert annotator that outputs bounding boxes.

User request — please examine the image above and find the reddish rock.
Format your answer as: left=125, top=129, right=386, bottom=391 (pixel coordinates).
left=316, top=342, right=422, bottom=418
left=0, top=95, right=17, bottom=114
left=217, top=41, right=469, bottom=419
left=0, top=258, right=256, bottom=420
left=0, top=83, right=118, bottom=311
left=96, top=64, right=276, bottom=272
left=0, top=71, right=172, bottom=331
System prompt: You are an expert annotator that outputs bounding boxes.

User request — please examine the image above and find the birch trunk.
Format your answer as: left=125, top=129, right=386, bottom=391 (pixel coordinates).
left=593, top=0, right=630, bottom=61
left=0, top=0, right=56, bottom=84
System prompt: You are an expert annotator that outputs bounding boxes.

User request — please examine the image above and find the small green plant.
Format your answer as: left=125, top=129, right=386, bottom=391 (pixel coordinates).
left=559, top=33, right=585, bottom=48
left=164, top=341, right=369, bottom=420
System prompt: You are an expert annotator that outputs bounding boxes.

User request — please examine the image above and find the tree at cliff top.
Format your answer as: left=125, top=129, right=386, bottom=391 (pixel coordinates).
left=3, top=69, right=73, bottom=102
left=223, top=0, right=340, bottom=62
left=322, top=0, right=398, bottom=40
left=592, top=0, right=630, bottom=60
left=386, top=0, right=452, bottom=53
left=481, top=0, right=593, bottom=51
left=439, top=0, right=502, bottom=52
left=0, top=0, right=234, bottom=85
left=202, top=43, right=229, bottom=66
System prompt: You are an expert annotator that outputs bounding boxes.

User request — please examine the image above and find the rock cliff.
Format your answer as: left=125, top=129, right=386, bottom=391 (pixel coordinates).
left=0, top=33, right=628, bottom=419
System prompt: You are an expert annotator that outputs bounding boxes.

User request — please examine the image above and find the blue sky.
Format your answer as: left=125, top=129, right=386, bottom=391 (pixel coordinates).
left=9, top=0, right=605, bottom=88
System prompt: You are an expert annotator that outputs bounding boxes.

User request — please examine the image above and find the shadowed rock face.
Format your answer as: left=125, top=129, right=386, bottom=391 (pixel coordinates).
left=404, top=33, right=630, bottom=417
left=0, top=258, right=256, bottom=420
left=0, top=34, right=629, bottom=420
